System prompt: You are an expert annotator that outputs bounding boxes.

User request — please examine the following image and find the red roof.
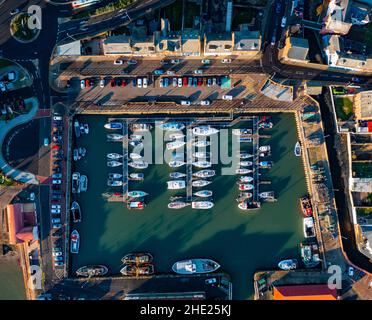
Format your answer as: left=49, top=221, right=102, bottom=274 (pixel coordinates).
left=273, top=284, right=338, bottom=300
left=7, top=204, right=37, bottom=245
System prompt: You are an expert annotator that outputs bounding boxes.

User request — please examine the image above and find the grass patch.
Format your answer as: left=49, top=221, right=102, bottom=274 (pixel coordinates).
left=0, top=173, right=14, bottom=186
left=357, top=208, right=372, bottom=216
left=164, top=0, right=182, bottom=31
left=10, top=14, right=39, bottom=41
left=353, top=162, right=372, bottom=178
left=335, top=97, right=353, bottom=121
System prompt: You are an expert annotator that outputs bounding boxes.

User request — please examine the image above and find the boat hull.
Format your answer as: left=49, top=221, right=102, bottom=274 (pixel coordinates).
left=172, top=259, right=220, bottom=274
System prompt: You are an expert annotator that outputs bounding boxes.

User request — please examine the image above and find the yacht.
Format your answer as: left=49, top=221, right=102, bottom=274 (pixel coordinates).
left=172, top=259, right=220, bottom=274
left=76, top=265, right=108, bottom=277
left=237, top=152, right=253, bottom=159
left=193, top=161, right=212, bottom=168
left=303, top=217, right=316, bottom=238
left=192, top=180, right=212, bottom=187
left=192, top=140, right=211, bottom=147
left=194, top=190, right=213, bottom=198
left=166, top=140, right=186, bottom=150
left=107, top=160, right=122, bottom=167
left=192, top=201, right=214, bottom=210
left=235, top=168, right=252, bottom=175
left=80, top=175, right=88, bottom=192
left=129, top=173, right=144, bottom=181
left=192, top=126, right=219, bottom=136
left=107, top=153, right=122, bottom=160
left=71, top=201, right=81, bottom=223
left=128, top=201, right=145, bottom=210
left=128, top=191, right=148, bottom=198
left=259, top=145, right=271, bottom=153
left=166, top=133, right=185, bottom=141
left=129, top=140, right=144, bottom=148
left=129, top=153, right=142, bottom=160
left=121, top=253, right=153, bottom=265
left=168, top=201, right=189, bottom=209
left=107, top=133, right=123, bottom=140
left=278, top=259, right=298, bottom=270
left=239, top=176, right=253, bottom=183
left=232, top=128, right=252, bottom=136
left=238, top=161, right=252, bottom=167
left=109, top=173, right=122, bottom=179
left=238, top=184, right=254, bottom=191
left=168, top=160, right=185, bottom=168
left=72, top=172, right=80, bottom=194
left=70, top=230, right=80, bottom=254
left=294, top=141, right=301, bottom=157
left=193, top=170, right=215, bottom=178
left=236, top=192, right=253, bottom=201
left=108, top=179, right=123, bottom=187
left=238, top=200, right=261, bottom=210
left=259, top=191, right=276, bottom=201
left=167, top=180, right=186, bottom=190
left=158, top=122, right=185, bottom=131
left=128, top=161, right=148, bottom=169
left=193, top=152, right=211, bottom=158
left=74, top=120, right=80, bottom=138
left=120, top=264, right=154, bottom=276
left=84, top=124, right=89, bottom=134
left=131, top=123, right=152, bottom=132
left=169, top=172, right=187, bottom=179
left=104, top=122, right=123, bottom=130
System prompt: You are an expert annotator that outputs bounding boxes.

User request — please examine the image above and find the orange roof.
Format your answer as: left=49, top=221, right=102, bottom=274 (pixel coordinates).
left=7, top=204, right=37, bottom=245
left=273, top=284, right=338, bottom=300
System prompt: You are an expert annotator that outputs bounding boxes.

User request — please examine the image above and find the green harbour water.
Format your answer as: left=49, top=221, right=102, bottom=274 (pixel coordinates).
left=71, top=113, right=307, bottom=300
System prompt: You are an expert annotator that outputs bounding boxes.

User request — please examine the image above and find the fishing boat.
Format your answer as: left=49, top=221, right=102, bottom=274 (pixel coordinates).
left=259, top=145, right=271, bottom=153
left=129, top=153, right=142, bottom=160
left=192, top=180, right=212, bottom=187
left=239, top=176, right=254, bottom=183
left=120, top=264, right=154, bottom=276
left=104, top=122, right=123, bottom=130
left=278, top=259, right=298, bottom=270
left=232, top=128, right=252, bottom=136
left=131, top=123, right=152, bottom=132
left=169, top=172, right=187, bottom=179
left=194, top=190, right=213, bottom=198
left=74, top=120, right=80, bottom=138
left=168, top=160, right=185, bottom=168
left=76, top=265, right=108, bottom=277
left=80, top=175, right=88, bottom=192
left=259, top=121, right=273, bottom=129
left=172, top=259, right=220, bottom=274
left=238, top=184, right=254, bottom=191
left=193, top=152, right=211, bottom=158
left=193, top=170, right=215, bottom=178
left=167, top=133, right=185, bottom=141
left=192, top=140, right=211, bottom=147
left=300, top=242, right=321, bottom=268
left=294, top=141, right=301, bottom=157
left=107, top=133, right=123, bottom=140
left=128, top=201, right=145, bottom=209
left=300, top=195, right=313, bottom=217
left=158, top=122, right=185, bottom=131
left=167, top=180, right=186, bottom=190
left=168, top=201, right=189, bottom=209
left=166, top=140, right=186, bottom=150
left=130, top=134, right=143, bottom=141
left=192, top=126, right=219, bottom=136
left=128, top=191, right=148, bottom=198
left=235, top=168, right=252, bottom=175
left=109, top=173, right=122, bottom=179
left=70, top=230, right=80, bottom=254
left=73, top=149, right=79, bottom=161
left=107, top=160, right=122, bottom=167
left=238, top=200, right=261, bottom=210
left=107, top=153, right=123, bottom=160
left=303, top=217, right=316, bottom=238
left=259, top=191, right=276, bottom=201
left=129, top=173, right=144, bottom=181
left=236, top=192, right=253, bottom=201
left=72, top=172, right=80, bottom=194
left=259, top=161, right=273, bottom=168
left=108, top=179, right=123, bottom=187
left=129, top=140, right=144, bottom=148
left=71, top=201, right=81, bottom=223
left=192, top=201, right=214, bottom=210
left=239, top=161, right=253, bottom=167
left=193, top=161, right=212, bottom=168
left=237, top=152, right=253, bottom=159
left=128, top=161, right=148, bottom=169
left=121, top=253, right=153, bottom=265
left=84, top=124, right=89, bottom=134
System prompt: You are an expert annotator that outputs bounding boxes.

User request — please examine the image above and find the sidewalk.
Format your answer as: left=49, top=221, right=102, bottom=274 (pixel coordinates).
left=0, top=97, right=40, bottom=185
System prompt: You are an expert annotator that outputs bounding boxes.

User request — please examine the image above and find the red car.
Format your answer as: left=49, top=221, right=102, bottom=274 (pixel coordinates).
left=110, top=79, right=116, bottom=87
left=122, top=79, right=127, bottom=87
left=197, top=77, right=203, bottom=86
left=182, top=77, right=188, bottom=86
left=85, top=79, right=90, bottom=87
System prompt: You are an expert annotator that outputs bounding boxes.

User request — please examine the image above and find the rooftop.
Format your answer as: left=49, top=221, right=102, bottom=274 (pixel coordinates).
left=233, top=31, right=261, bottom=52
left=273, top=284, right=338, bottom=300
left=287, top=37, right=309, bottom=61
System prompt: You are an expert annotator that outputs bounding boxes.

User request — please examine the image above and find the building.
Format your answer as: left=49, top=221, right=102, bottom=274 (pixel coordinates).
left=131, top=35, right=156, bottom=56
left=354, top=90, right=372, bottom=121
left=279, top=36, right=309, bottom=62
left=321, top=0, right=352, bottom=35
left=273, top=284, right=338, bottom=300
left=204, top=33, right=233, bottom=56
left=180, top=30, right=202, bottom=56
left=56, top=41, right=82, bottom=56
left=233, top=31, right=261, bottom=56
left=102, top=35, right=132, bottom=55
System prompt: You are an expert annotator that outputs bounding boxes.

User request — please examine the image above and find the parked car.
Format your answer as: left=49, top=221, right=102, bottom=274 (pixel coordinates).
left=52, top=173, right=62, bottom=179
left=85, top=79, right=91, bottom=87
left=99, top=79, right=105, bottom=88
left=172, top=78, right=177, bottom=87
left=171, top=59, right=180, bottom=64
left=205, top=278, right=217, bottom=285
left=167, top=71, right=175, bottom=76
left=51, top=209, right=61, bottom=214
left=188, top=77, right=193, bottom=87
left=348, top=266, right=354, bottom=277
left=52, top=230, right=62, bottom=237
left=116, top=78, right=122, bottom=86
left=202, top=59, right=211, bottom=64
left=127, top=60, right=137, bottom=65
left=160, top=60, right=169, bottom=65
left=222, top=94, right=233, bottom=100
left=221, top=58, right=231, bottom=64
left=52, top=223, right=62, bottom=229
left=53, top=247, right=62, bottom=252
left=51, top=204, right=61, bottom=209
left=54, top=256, right=63, bottom=262
left=159, top=78, right=164, bottom=88
left=52, top=251, right=62, bottom=257
left=180, top=100, right=191, bottom=106
left=110, top=79, right=116, bottom=87
left=143, top=78, right=148, bottom=88
left=44, top=138, right=49, bottom=146
left=137, top=78, right=142, bottom=88
left=54, top=262, right=64, bottom=267
left=207, top=78, right=212, bottom=87
left=200, top=100, right=210, bottom=106
left=197, top=78, right=203, bottom=86
left=114, top=59, right=123, bottom=65
left=80, top=80, right=85, bottom=89
left=163, top=77, right=169, bottom=87
left=52, top=179, right=61, bottom=185
left=194, top=69, right=203, bottom=75
left=154, top=69, right=164, bottom=75
left=178, top=78, right=183, bottom=87
left=280, top=16, right=287, bottom=28
left=30, top=193, right=35, bottom=201
left=52, top=195, right=62, bottom=200
left=51, top=218, right=61, bottom=224
left=212, top=78, right=217, bottom=86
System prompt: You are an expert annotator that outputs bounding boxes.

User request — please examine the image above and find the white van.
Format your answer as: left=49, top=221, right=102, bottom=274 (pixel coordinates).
left=222, top=95, right=233, bottom=101
left=180, top=100, right=191, bottom=106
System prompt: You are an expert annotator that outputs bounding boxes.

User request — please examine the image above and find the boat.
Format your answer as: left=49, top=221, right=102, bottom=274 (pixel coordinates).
left=80, top=175, right=88, bottom=192
left=237, top=152, right=253, bottom=159
left=169, top=172, right=187, bottom=179
left=300, top=195, right=313, bottom=217
left=259, top=191, right=276, bottom=201
left=109, top=173, right=122, bottom=179
left=259, top=145, right=271, bottom=153
left=107, top=160, right=122, bottom=167
left=131, top=123, right=152, bottom=132
left=192, top=140, right=211, bottom=147
left=192, top=126, right=219, bottom=136
left=73, top=149, right=79, bottom=161
left=129, top=140, right=144, bottom=148
left=158, top=122, right=185, bottom=131
left=84, top=124, right=89, bottom=134
left=300, top=242, right=321, bottom=268
left=278, top=259, right=298, bottom=270
left=128, top=201, right=145, bottom=209
left=120, top=264, right=154, bottom=276
left=108, top=179, right=123, bottom=187
left=104, top=122, right=123, bottom=130
left=238, top=200, right=261, bottom=210
left=78, top=147, right=86, bottom=157
left=169, top=160, right=185, bottom=168
left=128, top=191, right=148, bottom=198
left=167, top=180, right=186, bottom=190
left=172, top=259, right=220, bottom=274
left=129, top=153, right=142, bottom=160
left=194, top=190, right=213, bottom=198
left=193, top=170, right=215, bottom=178
left=235, top=168, right=252, bottom=174
left=107, top=133, right=123, bottom=140
left=76, top=265, right=108, bottom=277
left=121, top=253, right=153, bottom=265
left=129, top=173, right=144, bottom=181
left=239, top=161, right=252, bottom=167
left=71, top=201, right=81, bottom=223
left=259, top=121, right=273, bottom=129
left=72, top=172, right=80, bottom=194
left=294, top=141, right=301, bottom=157
left=130, top=134, right=143, bottom=141
left=192, top=201, right=214, bottom=209
left=236, top=192, right=253, bottom=201
left=238, top=184, right=254, bottom=191
left=168, top=201, right=189, bottom=209
left=128, top=161, right=148, bottom=169
left=167, top=133, right=185, bottom=141
left=107, top=153, right=123, bottom=160
left=239, top=176, right=253, bottom=183
left=259, top=161, right=273, bottom=168
left=192, top=180, right=212, bottom=187
left=303, top=217, right=316, bottom=238
left=70, top=230, right=80, bottom=254
left=238, top=137, right=252, bottom=143
left=232, top=128, right=252, bottom=136
left=80, top=124, right=85, bottom=135
left=74, top=120, right=80, bottom=138
left=193, top=152, right=211, bottom=158
left=193, top=161, right=212, bottom=168
left=166, top=140, right=186, bottom=150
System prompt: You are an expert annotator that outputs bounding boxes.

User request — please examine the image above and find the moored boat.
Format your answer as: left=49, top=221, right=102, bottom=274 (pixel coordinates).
left=167, top=133, right=185, bottom=141
left=232, top=128, right=252, bottom=136
left=168, top=201, right=189, bottom=209
left=130, top=134, right=143, bottom=141
left=169, top=172, right=186, bottom=179
left=278, top=259, right=298, bottom=270
left=76, top=265, right=109, bottom=277
left=71, top=201, right=82, bottom=223
left=129, top=140, right=144, bottom=148
left=84, top=124, right=89, bottom=134
left=128, top=190, right=148, bottom=198
left=300, top=242, right=321, bottom=268
left=303, top=217, right=316, bottom=238
left=259, top=121, right=273, bottom=129
left=109, top=173, right=122, bottom=179
left=121, top=253, right=153, bottom=265
left=259, top=191, right=276, bottom=201
left=70, top=230, right=80, bottom=254
left=193, top=152, right=211, bottom=158
left=237, top=152, right=253, bottom=159
left=131, top=123, right=152, bottom=132
left=72, top=172, right=81, bottom=194
left=73, top=149, right=79, bottom=162
left=108, top=179, right=123, bottom=187
left=104, top=122, right=123, bottom=130
left=169, top=160, right=185, bottom=168
left=192, top=180, right=212, bottom=187
left=128, top=201, right=145, bottom=209
left=128, top=161, right=148, bottom=169
left=172, top=259, right=220, bottom=274
left=192, top=126, right=219, bottom=136
left=239, top=161, right=252, bottom=167
left=193, top=161, right=212, bottom=168
left=192, top=201, right=214, bottom=210
left=107, top=153, right=123, bottom=160
left=74, top=120, right=80, bottom=138
left=107, top=133, right=123, bottom=140
left=238, top=183, right=254, bottom=191
left=166, top=140, right=186, bottom=150
left=239, top=176, right=254, bottom=183
left=235, top=168, right=252, bottom=175
left=294, top=141, right=301, bottom=157
left=300, top=195, right=313, bottom=217
left=194, top=190, right=213, bottom=198
left=129, top=173, right=144, bottom=181
left=107, top=160, right=122, bottom=167
left=120, top=264, right=155, bottom=276
left=193, top=140, right=211, bottom=147
left=193, top=170, right=215, bottom=178
left=238, top=200, right=261, bottom=210
left=236, top=192, right=253, bottom=202
left=129, top=153, right=142, bottom=160
left=80, top=175, right=88, bottom=192
left=259, top=161, right=273, bottom=168
left=167, top=180, right=186, bottom=190
left=158, top=122, right=185, bottom=131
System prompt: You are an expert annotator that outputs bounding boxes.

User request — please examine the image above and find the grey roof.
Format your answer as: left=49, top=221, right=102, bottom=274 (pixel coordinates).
left=233, top=31, right=261, bottom=51
left=287, top=37, right=309, bottom=61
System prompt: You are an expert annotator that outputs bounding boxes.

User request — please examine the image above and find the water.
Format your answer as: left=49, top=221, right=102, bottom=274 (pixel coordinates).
left=0, top=256, right=26, bottom=300
left=71, top=113, right=307, bottom=300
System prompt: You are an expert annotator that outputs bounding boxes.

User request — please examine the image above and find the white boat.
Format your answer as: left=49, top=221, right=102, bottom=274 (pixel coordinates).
left=232, top=128, right=252, bottom=136
left=192, top=180, right=212, bottom=187
left=237, top=152, right=253, bottom=159
left=70, top=230, right=80, bottom=254
left=192, top=126, right=219, bottom=136
left=239, top=176, right=253, bottom=183
left=74, top=120, right=80, bottom=138
left=107, top=161, right=122, bottom=167
left=109, top=173, right=122, bottom=179
left=193, top=161, right=212, bottom=168
left=238, top=183, right=254, bottom=191
left=158, top=122, right=185, bottom=131
left=193, top=170, right=215, bottom=178
left=80, top=175, right=88, bottom=192
left=128, top=190, right=148, bottom=198
left=73, top=149, right=79, bottom=161
left=167, top=180, right=186, bottom=190
left=236, top=192, right=253, bottom=200
left=72, top=172, right=80, bottom=194
left=239, top=161, right=252, bottom=167
left=84, top=124, right=89, bottom=134
left=303, top=217, right=316, bottom=238
left=107, top=133, right=123, bottom=140
left=238, top=200, right=261, bottom=210
left=129, top=173, right=144, bottom=181
left=193, top=152, right=211, bottom=158
left=166, top=140, right=186, bottom=150
left=107, top=153, right=122, bottom=160
left=294, top=141, right=301, bottom=157
left=129, top=153, right=142, bottom=160
left=167, top=133, right=185, bottom=140
left=108, top=180, right=123, bottom=187
left=128, top=161, right=148, bottom=169
left=78, top=147, right=86, bottom=157
left=131, top=123, right=152, bottom=132
left=194, top=190, right=213, bottom=198
left=169, top=160, right=185, bottom=168
left=278, top=259, right=298, bottom=271
left=259, top=161, right=273, bottom=168
left=259, top=145, right=271, bottom=153
left=192, top=140, right=211, bottom=147
left=129, top=140, right=144, bottom=148
left=130, top=134, right=143, bottom=141
left=235, top=168, right=252, bottom=174
left=168, top=201, right=189, bottom=209
left=172, top=259, right=220, bottom=274
left=259, top=191, right=275, bottom=200
left=169, top=172, right=186, bottom=179
left=104, top=122, right=122, bottom=130
left=192, top=201, right=214, bottom=209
